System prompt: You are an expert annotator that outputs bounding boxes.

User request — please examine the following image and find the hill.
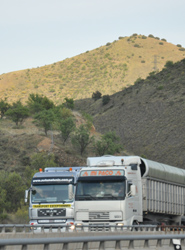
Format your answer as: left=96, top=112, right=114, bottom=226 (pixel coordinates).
left=0, top=34, right=185, bottom=104
left=74, top=58, right=185, bottom=169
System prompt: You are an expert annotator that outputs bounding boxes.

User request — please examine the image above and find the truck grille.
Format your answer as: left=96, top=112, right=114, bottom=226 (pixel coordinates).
left=38, top=208, right=66, bottom=217
left=89, top=212, right=109, bottom=220
left=89, top=223, right=110, bottom=232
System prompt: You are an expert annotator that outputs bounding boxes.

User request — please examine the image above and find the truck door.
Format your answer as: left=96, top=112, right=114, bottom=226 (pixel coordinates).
left=126, top=181, right=138, bottom=224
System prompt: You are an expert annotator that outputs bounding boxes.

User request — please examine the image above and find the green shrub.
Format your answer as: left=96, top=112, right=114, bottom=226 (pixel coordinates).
left=31, top=152, right=57, bottom=170
left=179, top=48, right=185, bottom=51
left=148, top=34, right=154, bottom=38
left=106, top=42, right=111, bottom=46
left=161, top=38, right=167, bottom=42
left=102, top=95, right=110, bottom=105
left=148, top=71, right=157, bottom=79
left=93, top=131, right=123, bottom=156
left=134, top=77, right=143, bottom=84
left=177, top=44, right=182, bottom=47
left=159, top=42, right=164, bottom=45
left=134, top=44, right=140, bottom=48
left=157, top=85, right=164, bottom=90
left=164, top=60, right=174, bottom=68
left=92, top=91, right=102, bottom=100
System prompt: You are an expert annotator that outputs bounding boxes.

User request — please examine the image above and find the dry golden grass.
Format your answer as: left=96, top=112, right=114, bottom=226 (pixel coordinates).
left=0, top=34, right=185, bottom=104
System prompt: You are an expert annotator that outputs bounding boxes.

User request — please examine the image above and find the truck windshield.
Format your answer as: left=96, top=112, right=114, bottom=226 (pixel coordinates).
left=76, top=179, right=126, bottom=201
left=31, top=184, right=74, bottom=203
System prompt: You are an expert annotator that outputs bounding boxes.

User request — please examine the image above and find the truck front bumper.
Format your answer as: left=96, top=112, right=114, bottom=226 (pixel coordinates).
left=30, top=219, right=75, bottom=233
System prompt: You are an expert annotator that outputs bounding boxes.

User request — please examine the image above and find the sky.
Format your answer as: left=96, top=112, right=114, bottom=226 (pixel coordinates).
left=1, top=0, right=185, bottom=75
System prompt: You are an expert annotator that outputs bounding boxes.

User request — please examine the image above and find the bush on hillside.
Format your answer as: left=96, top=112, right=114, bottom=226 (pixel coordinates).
left=179, top=48, right=185, bottom=51
left=164, top=60, right=174, bottom=68
left=30, top=152, right=57, bottom=170
left=134, top=44, right=140, bottom=48
left=102, top=95, right=110, bottom=105
left=62, top=97, right=74, bottom=110
left=94, top=131, right=123, bottom=156
left=92, top=91, right=102, bottom=101
left=0, top=98, right=10, bottom=119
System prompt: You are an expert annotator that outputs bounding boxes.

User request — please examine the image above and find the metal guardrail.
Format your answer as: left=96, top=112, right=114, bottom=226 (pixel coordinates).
left=0, top=224, right=185, bottom=233
left=0, top=233, right=184, bottom=250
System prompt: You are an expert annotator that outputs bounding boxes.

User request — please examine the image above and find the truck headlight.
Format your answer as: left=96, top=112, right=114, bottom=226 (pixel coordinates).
left=117, top=223, right=124, bottom=226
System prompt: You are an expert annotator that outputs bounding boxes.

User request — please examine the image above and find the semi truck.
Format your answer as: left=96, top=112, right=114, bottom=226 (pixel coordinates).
left=25, top=166, right=83, bottom=232
left=74, top=155, right=185, bottom=231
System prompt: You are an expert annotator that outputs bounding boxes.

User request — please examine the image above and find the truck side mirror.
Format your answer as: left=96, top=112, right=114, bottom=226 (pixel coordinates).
left=130, top=185, right=136, bottom=196
left=68, top=184, right=74, bottom=200
left=25, top=190, right=29, bottom=203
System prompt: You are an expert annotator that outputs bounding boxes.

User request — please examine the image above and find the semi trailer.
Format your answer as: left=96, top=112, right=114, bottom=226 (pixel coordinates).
left=25, top=166, right=83, bottom=232
left=74, top=155, right=185, bottom=230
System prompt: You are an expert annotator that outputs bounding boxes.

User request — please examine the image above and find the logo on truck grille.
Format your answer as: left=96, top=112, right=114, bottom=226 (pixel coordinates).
left=89, top=212, right=109, bottom=220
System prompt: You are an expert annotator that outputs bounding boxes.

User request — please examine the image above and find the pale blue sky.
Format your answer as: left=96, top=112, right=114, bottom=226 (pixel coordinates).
left=1, top=0, right=185, bottom=75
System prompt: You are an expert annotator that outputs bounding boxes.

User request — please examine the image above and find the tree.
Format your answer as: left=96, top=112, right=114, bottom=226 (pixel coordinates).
left=164, top=60, right=174, bottom=68
left=27, top=93, right=55, bottom=114
left=0, top=189, right=7, bottom=214
left=72, top=125, right=94, bottom=155
left=102, top=95, right=110, bottom=105
left=0, top=172, right=26, bottom=212
left=5, top=100, right=29, bottom=126
left=6, top=172, right=26, bottom=212
left=94, top=131, right=123, bottom=156
left=92, top=91, right=102, bottom=101
left=30, top=152, right=56, bottom=170
left=58, top=117, right=76, bottom=144
left=0, top=98, right=10, bottom=119
left=33, top=109, right=55, bottom=135
left=54, top=107, right=73, bottom=120
left=82, top=112, right=93, bottom=130
left=62, top=97, right=74, bottom=110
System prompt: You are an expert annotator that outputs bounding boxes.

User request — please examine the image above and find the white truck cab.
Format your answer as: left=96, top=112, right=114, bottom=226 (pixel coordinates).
left=25, top=167, right=83, bottom=232
left=75, top=156, right=143, bottom=230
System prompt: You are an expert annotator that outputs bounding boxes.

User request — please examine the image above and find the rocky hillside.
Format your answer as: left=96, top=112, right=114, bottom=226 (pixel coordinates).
left=75, top=59, right=185, bottom=169
left=0, top=34, right=185, bottom=104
